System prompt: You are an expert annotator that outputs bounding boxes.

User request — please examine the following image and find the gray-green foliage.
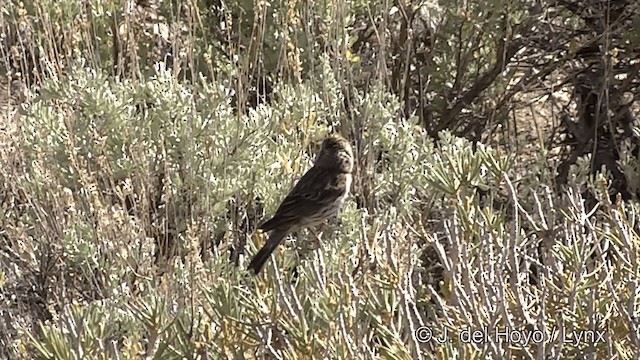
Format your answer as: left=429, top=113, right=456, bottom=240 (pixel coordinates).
left=2, top=0, right=640, bottom=359
left=11, top=63, right=638, bottom=359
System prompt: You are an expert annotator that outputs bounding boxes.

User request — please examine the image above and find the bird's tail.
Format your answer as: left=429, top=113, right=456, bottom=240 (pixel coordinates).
left=248, top=228, right=288, bottom=274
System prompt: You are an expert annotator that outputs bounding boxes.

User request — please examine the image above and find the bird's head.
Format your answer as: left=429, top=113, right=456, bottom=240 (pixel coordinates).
left=315, top=135, right=354, bottom=173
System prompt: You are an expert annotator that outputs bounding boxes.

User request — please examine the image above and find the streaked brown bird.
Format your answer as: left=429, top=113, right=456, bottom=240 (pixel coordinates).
left=248, top=134, right=354, bottom=274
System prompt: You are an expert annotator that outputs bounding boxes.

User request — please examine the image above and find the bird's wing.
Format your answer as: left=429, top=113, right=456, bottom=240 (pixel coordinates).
left=259, top=167, right=345, bottom=231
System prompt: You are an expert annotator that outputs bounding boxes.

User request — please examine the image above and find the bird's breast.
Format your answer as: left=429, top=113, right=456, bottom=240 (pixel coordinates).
left=336, top=173, right=352, bottom=206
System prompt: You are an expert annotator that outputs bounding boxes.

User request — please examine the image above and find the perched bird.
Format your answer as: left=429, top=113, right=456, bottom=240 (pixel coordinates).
left=248, top=134, right=354, bottom=274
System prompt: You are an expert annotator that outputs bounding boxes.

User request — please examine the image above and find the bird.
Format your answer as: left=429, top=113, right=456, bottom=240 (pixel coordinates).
left=248, top=134, right=354, bottom=274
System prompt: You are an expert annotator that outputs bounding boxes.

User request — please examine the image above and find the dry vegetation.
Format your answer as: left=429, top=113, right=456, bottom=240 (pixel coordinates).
left=0, top=0, right=639, bottom=359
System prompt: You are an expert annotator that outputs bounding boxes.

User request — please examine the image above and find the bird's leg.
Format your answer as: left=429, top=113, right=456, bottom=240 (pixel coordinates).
left=329, top=213, right=342, bottom=227
left=307, top=227, right=323, bottom=250
left=291, top=226, right=321, bottom=262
